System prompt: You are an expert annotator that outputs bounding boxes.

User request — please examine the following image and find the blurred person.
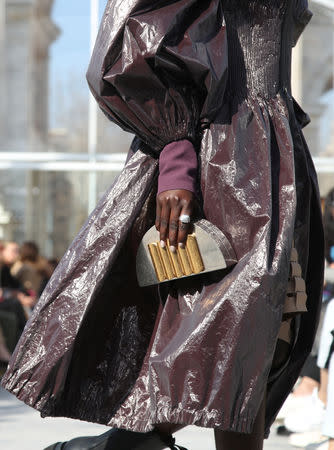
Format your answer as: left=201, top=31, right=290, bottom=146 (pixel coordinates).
left=299, top=296, right=334, bottom=450
left=276, top=284, right=330, bottom=439
left=0, top=241, right=21, bottom=290
left=0, top=243, right=31, bottom=371
left=322, top=357, right=334, bottom=450
left=38, top=258, right=59, bottom=298
left=0, top=242, right=17, bottom=368
left=0, top=288, right=27, bottom=357
left=0, top=242, right=32, bottom=346
left=315, top=294, right=334, bottom=450
left=276, top=358, right=320, bottom=429
left=0, top=320, right=11, bottom=363
left=272, top=209, right=334, bottom=436
left=324, top=188, right=334, bottom=266
left=0, top=322, right=11, bottom=376
left=282, top=274, right=334, bottom=449
left=281, top=269, right=334, bottom=417
left=0, top=241, right=36, bottom=312
left=11, top=241, right=46, bottom=302
left=2, top=2, right=325, bottom=450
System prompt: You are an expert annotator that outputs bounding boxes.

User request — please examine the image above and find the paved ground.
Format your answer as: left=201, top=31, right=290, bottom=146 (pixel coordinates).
left=0, top=386, right=294, bottom=450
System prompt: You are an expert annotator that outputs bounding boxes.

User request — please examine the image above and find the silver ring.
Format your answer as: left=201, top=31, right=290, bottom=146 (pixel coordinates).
left=179, top=214, right=191, bottom=224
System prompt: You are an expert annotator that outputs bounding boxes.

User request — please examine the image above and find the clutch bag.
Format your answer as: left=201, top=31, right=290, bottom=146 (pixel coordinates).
left=136, top=219, right=237, bottom=287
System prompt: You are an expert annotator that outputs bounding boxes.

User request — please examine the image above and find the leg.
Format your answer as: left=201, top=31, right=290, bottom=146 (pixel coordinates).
left=214, top=392, right=266, bottom=450
left=293, top=376, right=319, bottom=397
left=318, top=368, right=329, bottom=404
left=323, top=353, right=334, bottom=450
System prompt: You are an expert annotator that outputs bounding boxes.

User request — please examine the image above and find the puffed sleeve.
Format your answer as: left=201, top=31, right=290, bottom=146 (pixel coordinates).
left=86, top=0, right=228, bottom=157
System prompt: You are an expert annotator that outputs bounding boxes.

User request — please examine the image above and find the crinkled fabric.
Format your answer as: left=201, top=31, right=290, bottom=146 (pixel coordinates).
left=86, top=0, right=228, bottom=155
left=2, top=0, right=324, bottom=438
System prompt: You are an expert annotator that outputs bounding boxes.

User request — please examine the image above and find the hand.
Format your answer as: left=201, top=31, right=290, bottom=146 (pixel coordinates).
left=17, top=292, right=36, bottom=308
left=155, top=189, right=196, bottom=252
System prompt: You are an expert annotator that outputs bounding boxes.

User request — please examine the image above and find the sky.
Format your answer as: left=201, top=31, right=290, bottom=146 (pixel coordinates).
left=49, top=1, right=106, bottom=127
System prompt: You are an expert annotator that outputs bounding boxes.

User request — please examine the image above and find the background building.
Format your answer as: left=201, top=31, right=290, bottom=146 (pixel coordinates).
left=0, top=0, right=59, bottom=246
left=0, top=0, right=133, bottom=257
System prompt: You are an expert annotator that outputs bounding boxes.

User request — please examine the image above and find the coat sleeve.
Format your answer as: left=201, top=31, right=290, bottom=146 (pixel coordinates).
left=86, top=0, right=228, bottom=157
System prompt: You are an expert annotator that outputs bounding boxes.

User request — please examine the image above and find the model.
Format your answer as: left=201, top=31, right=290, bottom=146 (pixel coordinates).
left=1, top=1, right=324, bottom=449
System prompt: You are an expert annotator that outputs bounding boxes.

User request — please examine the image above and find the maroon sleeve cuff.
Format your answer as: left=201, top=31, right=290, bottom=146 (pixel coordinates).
left=157, top=140, right=198, bottom=195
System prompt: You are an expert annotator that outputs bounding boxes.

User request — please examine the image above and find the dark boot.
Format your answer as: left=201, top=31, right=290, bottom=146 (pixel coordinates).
left=43, top=428, right=189, bottom=450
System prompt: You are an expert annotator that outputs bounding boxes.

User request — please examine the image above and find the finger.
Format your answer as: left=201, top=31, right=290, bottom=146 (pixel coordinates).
left=168, top=203, right=182, bottom=253
left=178, top=207, right=193, bottom=248
left=159, top=201, right=171, bottom=246
left=155, top=196, right=162, bottom=231
left=177, top=221, right=191, bottom=248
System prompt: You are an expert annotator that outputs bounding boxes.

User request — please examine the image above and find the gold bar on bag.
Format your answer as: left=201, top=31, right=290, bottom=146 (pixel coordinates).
left=178, top=245, right=193, bottom=276
left=148, top=243, right=167, bottom=282
left=167, top=242, right=184, bottom=278
left=157, top=243, right=175, bottom=280
left=186, top=234, right=205, bottom=273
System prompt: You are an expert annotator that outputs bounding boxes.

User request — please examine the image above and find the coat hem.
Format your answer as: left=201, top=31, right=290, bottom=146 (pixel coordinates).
left=107, top=404, right=255, bottom=435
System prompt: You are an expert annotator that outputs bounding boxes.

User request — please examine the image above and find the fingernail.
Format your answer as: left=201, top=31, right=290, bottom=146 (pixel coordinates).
left=170, top=245, right=176, bottom=253
left=160, top=240, right=166, bottom=248
left=178, top=242, right=185, bottom=249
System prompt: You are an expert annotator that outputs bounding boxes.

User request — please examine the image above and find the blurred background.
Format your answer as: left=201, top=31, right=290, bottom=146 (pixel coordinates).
left=0, top=0, right=133, bottom=260
left=0, top=1, right=334, bottom=449
left=0, top=0, right=333, bottom=258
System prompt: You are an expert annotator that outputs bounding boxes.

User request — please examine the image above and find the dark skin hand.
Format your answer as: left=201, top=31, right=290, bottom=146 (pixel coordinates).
left=155, top=189, right=198, bottom=252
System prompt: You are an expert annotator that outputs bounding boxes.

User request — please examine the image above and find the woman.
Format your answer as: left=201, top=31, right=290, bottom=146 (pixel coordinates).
left=1, top=1, right=324, bottom=449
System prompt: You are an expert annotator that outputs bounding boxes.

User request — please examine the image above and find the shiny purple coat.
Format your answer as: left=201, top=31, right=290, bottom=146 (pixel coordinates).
left=2, top=0, right=324, bottom=437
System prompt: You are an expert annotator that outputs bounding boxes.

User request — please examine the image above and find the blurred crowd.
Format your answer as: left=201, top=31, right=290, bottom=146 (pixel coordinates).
left=0, top=240, right=58, bottom=373
left=276, top=187, right=334, bottom=450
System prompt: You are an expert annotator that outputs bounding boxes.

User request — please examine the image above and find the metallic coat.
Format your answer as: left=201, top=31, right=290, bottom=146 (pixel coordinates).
left=2, top=0, right=324, bottom=436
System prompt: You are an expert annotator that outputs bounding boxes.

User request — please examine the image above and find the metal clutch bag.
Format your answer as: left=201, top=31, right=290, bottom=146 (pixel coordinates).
left=136, top=219, right=238, bottom=287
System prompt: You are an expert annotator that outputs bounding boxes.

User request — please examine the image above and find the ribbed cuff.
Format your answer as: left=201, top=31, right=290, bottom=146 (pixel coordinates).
left=157, top=140, right=198, bottom=195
